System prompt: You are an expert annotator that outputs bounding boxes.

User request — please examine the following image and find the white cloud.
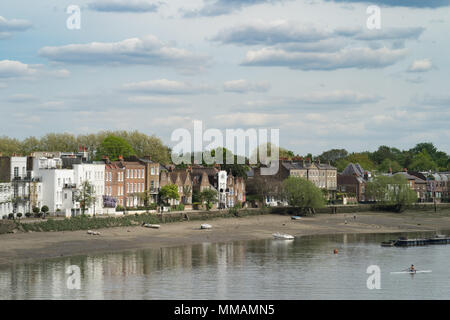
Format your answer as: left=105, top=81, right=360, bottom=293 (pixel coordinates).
left=123, top=79, right=214, bottom=94
left=408, top=59, right=433, bottom=72
left=88, top=0, right=162, bottom=13
left=128, top=96, right=182, bottom=104
left=0, top=60, right=37, bottom=78
left=223, top=79, right=270, bottom=93
left=296, top=90, right=381, bottom=104
left=242, top=47, right=408, bottom=70
left=39, top=35, right=210, bottom=72
left=214, top=112, right=289, bottom=126
left=7, top=94, right=38, bottom=103
left=0, top=16, right=32, bottom=32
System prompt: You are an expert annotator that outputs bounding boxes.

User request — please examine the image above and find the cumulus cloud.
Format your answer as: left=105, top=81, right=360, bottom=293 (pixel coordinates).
left=408, top=59, right=433, bottom=72
left=296, top=90, right=381, bottom=104
left=182, top=0, right=287, bottom=17
left=7, top=94, right=39, bottom=103
left=39, top=35, right=210, bottom=72
left=123, top=79, right=214, bottom=94
left=0, top=60, right=37, bottom=78
left=88, top=0, right=162, bottom=13
left=212, top=21, right=424, bottom=46
left=0, top=16, right=32, bottom=32
left=128, top=96, right=182, bottom=105
left=242, top=47, right=407, bottom=70
left=323, top=0, right=450, bottom=8
left=223, top=79, right=270, bottom=93
left=214, top=112, right=290, bottom=126
left=212, top=21, right=330, bottom=45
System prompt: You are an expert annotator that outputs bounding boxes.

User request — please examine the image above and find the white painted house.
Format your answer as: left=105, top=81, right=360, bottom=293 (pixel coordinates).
left=73, top=163, right=105, bottom=216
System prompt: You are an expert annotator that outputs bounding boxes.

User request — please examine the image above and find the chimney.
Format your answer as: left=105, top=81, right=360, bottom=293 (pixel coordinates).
left=118, top=155, right=124, bottom=161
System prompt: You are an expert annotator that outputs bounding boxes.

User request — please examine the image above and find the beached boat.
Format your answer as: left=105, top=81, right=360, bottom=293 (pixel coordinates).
left=87, top=230, right=100, bottom=235
left=272, top=232, right=294, bottom=240
left=291, top=216, right=302, bottom=220
left=144, top=224, right=160, bottom=229
left=201, top=224, right=212, bottom=229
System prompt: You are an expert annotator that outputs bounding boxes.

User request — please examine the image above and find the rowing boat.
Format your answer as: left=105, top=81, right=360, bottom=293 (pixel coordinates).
left=390, top=270, right=432, bottom=274
left=201, top=224, right=212, bottom=229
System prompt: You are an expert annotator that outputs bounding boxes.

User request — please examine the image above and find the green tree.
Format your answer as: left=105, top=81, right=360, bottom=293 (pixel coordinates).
left=318, top=149, right=348, bottom=165
left=95, top=135, right=135, bottom=161
left=74, top=181, right=96, bottom=215
left=377, top=159, right=402, bottom=173
left=365, top=175, right=418, bottom=212
left=0, top=136, right=21, bottom=155
left=200, top=188, right=218, bottom=211
left=336, top=153, right=376, bottom=172
left=409, top=149, right=438, bottom=171
left=158, top=184, right=180, bottom=205
left=281, top=177, right=325, bottom=215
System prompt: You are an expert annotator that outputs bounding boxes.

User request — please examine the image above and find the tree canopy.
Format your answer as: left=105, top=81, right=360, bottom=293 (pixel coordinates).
left=95, top=135, right=135, bottom=161
left=281, top=177, right=325, bottom=214
left=365, top=175, right=418, bottom=212
left=158, top=184, right=180, bottom=205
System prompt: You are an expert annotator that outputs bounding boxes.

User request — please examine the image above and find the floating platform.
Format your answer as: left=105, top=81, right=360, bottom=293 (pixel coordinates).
left=381, top=235, right=450, bottom=247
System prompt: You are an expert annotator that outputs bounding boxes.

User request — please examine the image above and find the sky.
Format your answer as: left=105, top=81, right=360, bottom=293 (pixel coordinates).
left=0, top=0, right=449, bottom=156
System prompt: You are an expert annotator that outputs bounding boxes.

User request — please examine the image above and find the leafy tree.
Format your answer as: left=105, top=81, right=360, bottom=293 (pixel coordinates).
left=39, top=133, right=78, bottom=152
left=159, top=184, right=180, bottom=205
left=32, top=207, right=40, bottom=215
left=318, top=149, right=348, bottom=165
left=74, top=181, right=96, bottom=215
left=336, top=153, right=376, bottom=172
left=409, top=149, right=438, bottom=171
left=365, top=175, right=418, bottom=212
left=0, top=136, right=21, bottom=155
left=377, top=159, right=402, bottom=173
left=200, top=188, right=218, bottom=211
left=95, top=135, right=135, bottom=161
left=281, top=177, right=325, bottom=215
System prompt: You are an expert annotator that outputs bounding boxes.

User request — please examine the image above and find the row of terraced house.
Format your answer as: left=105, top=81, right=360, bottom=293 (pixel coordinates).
left=0, top=151, right=246, bottom=218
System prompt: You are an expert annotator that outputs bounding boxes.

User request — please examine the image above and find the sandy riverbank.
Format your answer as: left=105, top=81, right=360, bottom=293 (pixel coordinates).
left=1, top=210, right=450, bottom=266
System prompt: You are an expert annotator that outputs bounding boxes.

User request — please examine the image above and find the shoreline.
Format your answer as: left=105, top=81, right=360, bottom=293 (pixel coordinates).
left=1, top=210, right=450, bottom=266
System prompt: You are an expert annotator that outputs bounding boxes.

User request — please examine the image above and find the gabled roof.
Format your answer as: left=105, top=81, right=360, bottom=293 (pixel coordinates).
left=342, top=163, right=365, bottom=177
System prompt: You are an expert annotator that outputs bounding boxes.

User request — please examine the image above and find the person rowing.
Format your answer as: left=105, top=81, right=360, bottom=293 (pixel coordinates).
left=408, top=265, right=416, bottom=273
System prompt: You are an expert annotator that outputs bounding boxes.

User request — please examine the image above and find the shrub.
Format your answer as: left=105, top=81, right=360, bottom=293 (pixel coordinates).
left=41, top=205, right=49, bottom=214
left=8, top=213, right=14, bottom=220
left=175, top=204, right=185, bottom=211
left=116, top=205, right=124, bottom=212
left=2, top=215, right=7, bottom=220
left=25, top=212, right=32, bottom=218
left=32, top=207, right=40, bottom=214
left=17, top=213, right=23, bottom=219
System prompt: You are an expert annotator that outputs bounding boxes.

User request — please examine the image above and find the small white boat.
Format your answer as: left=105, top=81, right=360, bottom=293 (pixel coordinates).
left=291, top=216, right=302, bottom=220
left=201, top=224, right=212, bottom=229
left=87, top=230, right=100, bottom=235
left=144, top=224, right=160, bottom=229
left=390, top=270, right=432, bottom=274
left=272, top=232, right=294, bottom=240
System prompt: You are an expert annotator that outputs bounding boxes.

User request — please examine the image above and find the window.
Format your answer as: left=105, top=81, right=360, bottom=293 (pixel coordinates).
left=14, top=167, right=19, bottom=177
left=126, top=169, right=129, bottom=178
left=151, top=167, right=155, bottom=175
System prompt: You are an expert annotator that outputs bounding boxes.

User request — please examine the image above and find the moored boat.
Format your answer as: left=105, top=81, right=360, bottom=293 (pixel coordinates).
left=272, top=232, right=294, bottom=240
left=201, top=224, right=212, bottom=229
left=291, top=216, right=302, bottom=220
left=381, top=240, right=396, bottom=247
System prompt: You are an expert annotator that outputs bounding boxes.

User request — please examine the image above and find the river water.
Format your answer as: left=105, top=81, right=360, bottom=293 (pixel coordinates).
left=1, top=232, right=449, bottom=299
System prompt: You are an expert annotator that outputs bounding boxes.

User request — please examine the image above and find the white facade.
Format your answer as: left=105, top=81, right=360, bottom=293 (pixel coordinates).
left=10, top=156, right=30, bottom=215
left=73, top=163, right=105, bottom=215
left=0, top=183, right=12, bottom=217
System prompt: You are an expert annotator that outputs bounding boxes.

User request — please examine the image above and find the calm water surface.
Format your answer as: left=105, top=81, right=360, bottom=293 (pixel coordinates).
left=1, top=232, right=449, bottom=299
